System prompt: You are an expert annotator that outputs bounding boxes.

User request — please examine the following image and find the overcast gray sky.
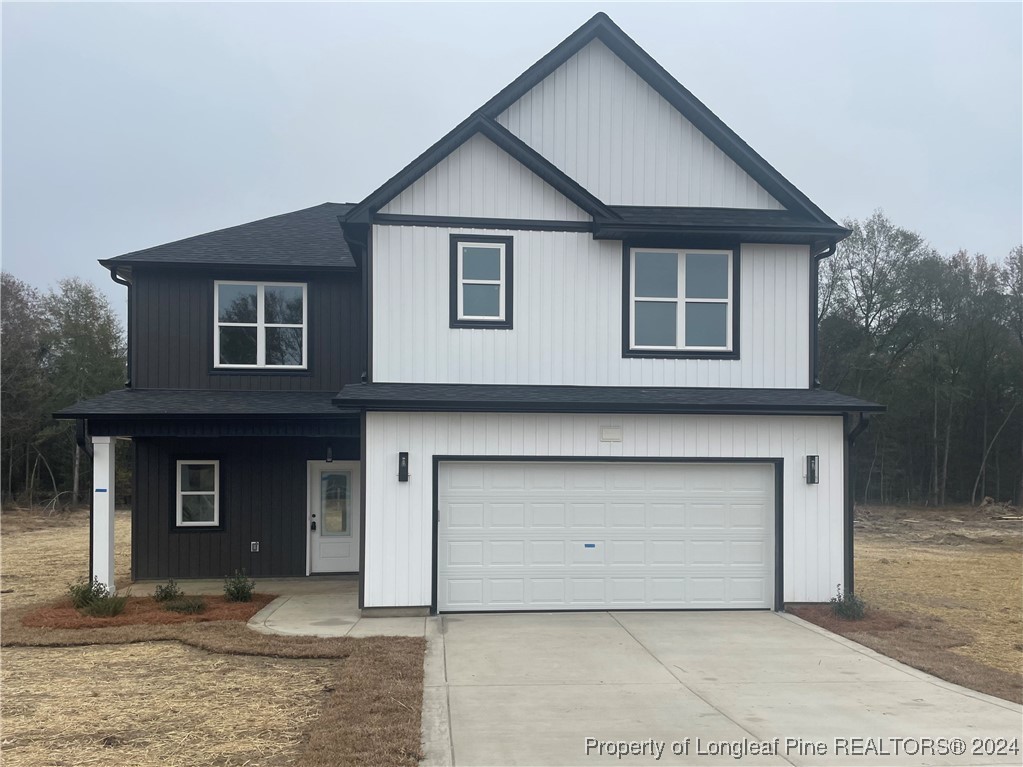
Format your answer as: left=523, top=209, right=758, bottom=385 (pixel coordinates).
left=3, top=2, right=1021, bottom=317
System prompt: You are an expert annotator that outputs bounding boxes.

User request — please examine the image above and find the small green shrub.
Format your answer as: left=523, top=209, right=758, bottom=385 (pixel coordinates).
left=223, top=569, right=255, bottom=602
left=163, top=596, right=206, bottom=614
left=67, top=577, right=110, bottom=609
left=830, top=584, right=866, bottom=620
left=81, top=595, right=128, bottom=618
left=153, top=579, right=184, bottom=603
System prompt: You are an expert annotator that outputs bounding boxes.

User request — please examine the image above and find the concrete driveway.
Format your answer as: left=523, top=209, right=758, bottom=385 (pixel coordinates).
left=422, top=611, right=1021, bottom=766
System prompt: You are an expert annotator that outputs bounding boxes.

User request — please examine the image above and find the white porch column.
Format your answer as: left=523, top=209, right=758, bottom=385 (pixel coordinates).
left=91, top=436, right=116, bottom=591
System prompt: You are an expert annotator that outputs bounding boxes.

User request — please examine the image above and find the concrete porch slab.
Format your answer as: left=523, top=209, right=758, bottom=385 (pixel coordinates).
left=123, top=576, right=425, bottom=637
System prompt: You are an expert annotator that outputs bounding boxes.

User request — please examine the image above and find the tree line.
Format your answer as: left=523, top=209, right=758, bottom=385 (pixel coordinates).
left=2, top=210, right=1020, bottom=509
left=820, top=211, right=1022, bottom=506
left=1, top=275, right=126, bottom=507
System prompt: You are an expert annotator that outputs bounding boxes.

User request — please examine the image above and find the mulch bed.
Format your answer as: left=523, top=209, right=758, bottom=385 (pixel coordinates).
left=21, top=593, right=276, bottom=629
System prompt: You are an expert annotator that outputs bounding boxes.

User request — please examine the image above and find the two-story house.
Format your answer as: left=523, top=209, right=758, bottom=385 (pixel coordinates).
left=59, top=13, right=882, bottom=614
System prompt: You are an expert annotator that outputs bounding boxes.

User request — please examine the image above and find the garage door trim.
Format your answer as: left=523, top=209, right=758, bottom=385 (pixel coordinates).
left=431, top=456, right=784, bottom=614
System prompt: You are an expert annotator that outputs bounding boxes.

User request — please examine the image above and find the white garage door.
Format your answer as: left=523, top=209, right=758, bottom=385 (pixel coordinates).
left=437, top=461, right=775, bottom=612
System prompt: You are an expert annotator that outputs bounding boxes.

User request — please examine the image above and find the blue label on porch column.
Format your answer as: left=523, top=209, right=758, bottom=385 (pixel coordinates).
left=584, top=543, right=596, bottom=548
left=95, top=488, right=108, bottom=493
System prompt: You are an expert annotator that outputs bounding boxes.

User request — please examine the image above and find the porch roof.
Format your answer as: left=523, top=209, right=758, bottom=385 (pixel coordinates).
left=55, top=389, right=358, bottom=419
left=333, top=383, right=884, bottom=416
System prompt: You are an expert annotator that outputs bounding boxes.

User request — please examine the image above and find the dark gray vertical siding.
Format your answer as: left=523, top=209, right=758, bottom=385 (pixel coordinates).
left=132, top=436, right=359, bottom=579
left=131, top=268, right=363, bottom=391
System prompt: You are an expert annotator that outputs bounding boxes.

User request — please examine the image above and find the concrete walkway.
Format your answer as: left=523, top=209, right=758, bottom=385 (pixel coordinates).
left=422, top=611, right=1022, bottom=767
left=125, top=576, right=425, bottom=638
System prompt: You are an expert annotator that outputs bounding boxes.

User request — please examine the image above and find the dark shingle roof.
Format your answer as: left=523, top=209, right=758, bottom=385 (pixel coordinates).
left=55, top=389, right=357, bottom=419
left=594, top=207, right=851, bottom=243
left=333, top=383, right=884, bottom=415
left=607, top=206, right=845, bottom=231
left=103, top=203, right=357, bottom=270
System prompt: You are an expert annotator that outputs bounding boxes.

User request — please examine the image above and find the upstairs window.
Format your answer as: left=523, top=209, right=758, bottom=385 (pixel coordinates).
left=176, top=460, right=219, bottom=527
left=449, top=235, right=513, bottom=329
left=214, top=281, right=307, bottom=368
left=627, top=248, right=736, bottom=357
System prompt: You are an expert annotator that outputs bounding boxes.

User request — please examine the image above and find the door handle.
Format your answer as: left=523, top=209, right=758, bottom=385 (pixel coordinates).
left=310, top=519, right=317, bottom=531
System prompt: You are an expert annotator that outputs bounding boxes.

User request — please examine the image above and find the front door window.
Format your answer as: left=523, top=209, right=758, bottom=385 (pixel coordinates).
left=320, top=472, right=351, bottom=536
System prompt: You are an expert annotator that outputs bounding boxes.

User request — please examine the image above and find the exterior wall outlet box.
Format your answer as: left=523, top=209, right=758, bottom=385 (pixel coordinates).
left=250, top=541, right=259, bottom=552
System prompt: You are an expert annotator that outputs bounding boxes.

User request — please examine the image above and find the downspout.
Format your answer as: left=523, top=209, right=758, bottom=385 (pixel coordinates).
left=811, top=242, right=836, bottom=389
left=107, top=268, right=132, bottom=388
left=844, top=413, right=871, bottom=594
left=76, top=419, right=94, bottom=580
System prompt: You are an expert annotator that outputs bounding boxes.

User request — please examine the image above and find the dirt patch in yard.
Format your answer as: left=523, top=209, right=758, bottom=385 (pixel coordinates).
left=21, top=593, right=276, bottom=629
left=792, top=503, right=1022, bottom=704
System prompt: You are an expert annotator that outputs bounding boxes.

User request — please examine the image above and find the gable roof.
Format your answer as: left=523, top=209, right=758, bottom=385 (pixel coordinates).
left=345, top=13, right=841, bottom=231
left=344, top=115, right=616, bottom=224
left=102, top=203, right=358, bottom=271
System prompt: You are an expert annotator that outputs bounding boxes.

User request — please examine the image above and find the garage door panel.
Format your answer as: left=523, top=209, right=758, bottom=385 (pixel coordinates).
left=569, top=504, right=605, bottom=527
left=438, top=462, right=774, bottom=611
left=650, top=503, right=686, bottom=528
left=447, top=503, right=484, bottom=528
left=489, top=503, right=526, bottom=527
left=609, top=503, right=646, bottom=527
left=530, top=503, right=566, bottom=527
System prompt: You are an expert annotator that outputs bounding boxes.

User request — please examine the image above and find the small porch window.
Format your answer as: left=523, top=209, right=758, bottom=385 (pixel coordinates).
left=176, top=460, right=219, bottom=527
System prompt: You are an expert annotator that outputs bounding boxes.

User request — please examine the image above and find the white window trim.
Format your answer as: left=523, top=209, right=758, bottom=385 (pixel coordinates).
left=457, top=242, right=506, bottom=321
left=213, top=280, right=308, bottom=369
left=175, top=460, right=220, bottom=527
left=629, top=248, right=733, bottom=352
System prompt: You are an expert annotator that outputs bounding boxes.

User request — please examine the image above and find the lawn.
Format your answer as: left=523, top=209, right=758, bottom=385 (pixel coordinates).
left=0, top=507, right=425, bottom=767
left=790, top=503, right=1022, bottom=704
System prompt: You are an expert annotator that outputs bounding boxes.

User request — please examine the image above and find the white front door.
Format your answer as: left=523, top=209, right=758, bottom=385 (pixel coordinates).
left=308, top=461, right=360, bottom=574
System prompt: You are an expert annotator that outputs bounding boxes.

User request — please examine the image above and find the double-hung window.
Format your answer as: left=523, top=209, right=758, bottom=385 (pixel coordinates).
left=215, top=281, right=307, bottom=368
left=628, top=248, right=735, bottom=356
left=176, top=460, right=219, bottom=527
left=449, top=235, right=513, bottom=329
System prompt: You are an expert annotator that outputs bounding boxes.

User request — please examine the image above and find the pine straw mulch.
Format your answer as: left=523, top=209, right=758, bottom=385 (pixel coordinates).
left=20, top=593, right=276, bottom=629
left=2, top=608, right=426, bottom=767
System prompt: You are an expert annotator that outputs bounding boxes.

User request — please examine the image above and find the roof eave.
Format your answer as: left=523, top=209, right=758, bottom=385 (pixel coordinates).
left=330, top=398, right=886, bottom=416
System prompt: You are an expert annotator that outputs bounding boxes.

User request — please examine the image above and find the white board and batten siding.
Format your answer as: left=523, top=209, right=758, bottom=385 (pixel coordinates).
left=372, top=225, right=810, bottom=388
left=362, top=412, right=845, bottom=609
left=379, top=134, right=590, bottom=221
left=497, top=39, right=785, bottom=210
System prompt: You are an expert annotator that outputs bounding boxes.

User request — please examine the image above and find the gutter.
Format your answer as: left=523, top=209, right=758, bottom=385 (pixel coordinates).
left=844, top=412, right=872, bottom=595
left=811, top=242, right=837, bottom=388
left=106, top=266, right=132, bottom=388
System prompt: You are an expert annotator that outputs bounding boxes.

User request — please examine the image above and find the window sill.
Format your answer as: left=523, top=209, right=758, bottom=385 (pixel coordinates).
left=449, top=320, right=514, bottom=330
left=209, top=368, right=314, bottom=377
left=623, top=349, right=739, bottom=360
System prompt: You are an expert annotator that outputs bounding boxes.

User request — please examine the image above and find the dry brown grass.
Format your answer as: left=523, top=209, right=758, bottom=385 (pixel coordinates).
left=792, top=503, right=1023, bottom=704
left=1, top=507, right=426, bottom=767
left=1, top=507, right=132, bottom=609
left=2, top=643, right=335, bottom=767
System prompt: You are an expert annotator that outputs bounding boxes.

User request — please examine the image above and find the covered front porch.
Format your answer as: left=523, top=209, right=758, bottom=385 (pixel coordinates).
left=54, top=389, right=362, bottom=593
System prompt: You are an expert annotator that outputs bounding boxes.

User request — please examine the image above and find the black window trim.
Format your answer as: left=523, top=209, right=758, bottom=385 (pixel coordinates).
left=621, top=242, right=741, bottom=360
left=449, top=234, right=514, bottom=329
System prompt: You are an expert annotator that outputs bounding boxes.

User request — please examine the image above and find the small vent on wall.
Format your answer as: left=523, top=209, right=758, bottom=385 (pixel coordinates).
left=600, top=426, right=623, bottom=443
